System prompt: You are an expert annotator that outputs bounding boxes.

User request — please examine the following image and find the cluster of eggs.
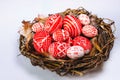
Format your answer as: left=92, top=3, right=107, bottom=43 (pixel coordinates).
left=32, top=14, right=98, bottom=59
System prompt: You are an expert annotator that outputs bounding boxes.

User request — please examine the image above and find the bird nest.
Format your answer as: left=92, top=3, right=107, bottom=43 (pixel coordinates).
left=19, top=7, right=115, bottom=76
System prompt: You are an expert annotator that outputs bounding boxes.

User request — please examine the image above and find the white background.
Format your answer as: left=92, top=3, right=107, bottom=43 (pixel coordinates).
left=0, top=0, right=120, bottom=80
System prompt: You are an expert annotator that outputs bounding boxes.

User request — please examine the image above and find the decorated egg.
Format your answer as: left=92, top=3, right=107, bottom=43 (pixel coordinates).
left=67, top=46, right=84, bottom=59
left=52, top=29, right=70, bottom=42
left=44, top=14, right=63, bottom=34
left=82, top=25, right=98, bottom=38
left=33, top=30, right=52, bottom=54
left=32, top=22, right=44, bottom=32
left=48, top=42, right=70, bottom=59
left=65, top=37, right=73, bottom=46
left=63, top=15, right=82, bottom=37
left=78, top=14, right=90, bottom=25
left=73, top=36, right=92, bottom=54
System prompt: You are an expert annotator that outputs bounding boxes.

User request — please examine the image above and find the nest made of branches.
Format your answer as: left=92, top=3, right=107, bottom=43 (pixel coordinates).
left=19, top=7, right=115, bottom=76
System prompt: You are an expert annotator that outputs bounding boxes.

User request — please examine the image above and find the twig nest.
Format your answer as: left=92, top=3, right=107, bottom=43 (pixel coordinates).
left=78, top=14, right=90, bottom=25
left=19, top=7, right=115, bottom=76
left=32, top=22, right=44, bottom=32
left=73, top=36, right=92, bottom=54
left=48, top=42, right=70, bottom=59
left=63, top=15, right=82, bottom=37
left=52, top=29, right=70, bottom=42
left=82, top=25, right=98, bottom=38
left=44, top=14, right=63, bottom=34
left=67, top=46, right=85, bottom=59
left=33, top=30, right=52, bottom=53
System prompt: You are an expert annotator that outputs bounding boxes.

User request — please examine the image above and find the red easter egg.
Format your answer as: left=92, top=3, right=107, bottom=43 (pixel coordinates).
left=82, top=25, right=98, bottom=38
left=78, top=14, right=90, bottom=25
left=73, top=36, right=92, bottom=54
left=32, top=22, right=44, bottom=32
left=48, top=42, right=70, bottom=59
left=52, top=29, right=70, bottom=42
left=63, top=15, right=82, bottom=37
left=33, top=30, right=52, bottom=53
left=65, top=37, right=73, bottom=45
left=44, top=14, right=63, bottom=34
left=67, top=46, right=85, bottom=59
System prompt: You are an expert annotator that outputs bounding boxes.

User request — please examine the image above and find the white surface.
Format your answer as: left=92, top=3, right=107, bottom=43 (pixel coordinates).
left=0, top=0, right=120, bottom=80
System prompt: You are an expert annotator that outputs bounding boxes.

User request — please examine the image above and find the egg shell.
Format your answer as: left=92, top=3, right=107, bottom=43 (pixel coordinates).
left=63, top=15, right=82, bottom=37
left=65, top=37, right=73, bottom=45
left=52, top=29, right=70, bottom=42
left=73, top=36, right=92, bottom=54
left=67, top=46, right=84, bottom=59
left=82, top=25, right=98, bottom=38
left=32, top=22, right=44, bottom=32
left=63, top=18, right=75, bottom=37
left=78, top=14, right=90, bottom=25
left=44, top=14, right=63, bottom=34
left=48, top=42, right=70, bottom=59
left=33, top=30, right=52, bottom=53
